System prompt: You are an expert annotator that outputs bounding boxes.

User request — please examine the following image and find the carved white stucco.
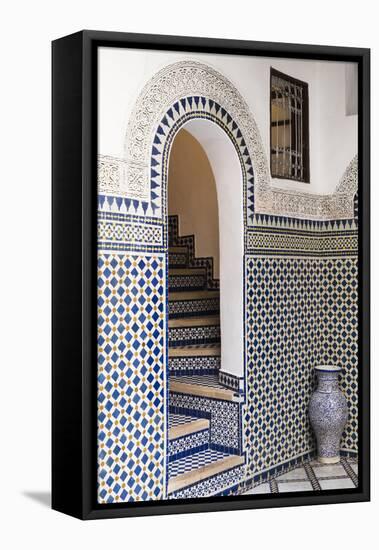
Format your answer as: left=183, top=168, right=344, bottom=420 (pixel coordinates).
left=98, top=61, right=357, bottom=220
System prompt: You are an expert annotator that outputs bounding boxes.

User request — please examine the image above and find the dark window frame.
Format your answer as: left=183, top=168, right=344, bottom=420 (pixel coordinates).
left=270, top=67, right=310, bottom=183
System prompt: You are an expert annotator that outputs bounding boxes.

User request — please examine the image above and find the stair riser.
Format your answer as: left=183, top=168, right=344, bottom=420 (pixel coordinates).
left=169, top=297, right=220, bottom=319
left=169, top=325, right=220, bottom=347
left=168, top=463, right=245, bottom=499
left=169, top=274, right=207, bottom=292
left=168, top=429, right=210, bottom=462
left=169, top=355, right=221, bottom=376
left=169, top=253, right=188, bottom=268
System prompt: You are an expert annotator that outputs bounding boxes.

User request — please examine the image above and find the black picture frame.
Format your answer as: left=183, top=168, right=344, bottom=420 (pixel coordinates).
left=52, top=30, right=370, bottom=520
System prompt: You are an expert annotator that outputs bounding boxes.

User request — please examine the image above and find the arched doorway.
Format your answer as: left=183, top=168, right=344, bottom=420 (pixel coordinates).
left=97, top=61, right=266, bottom=502
left=164, top=120, right=245, bottom=497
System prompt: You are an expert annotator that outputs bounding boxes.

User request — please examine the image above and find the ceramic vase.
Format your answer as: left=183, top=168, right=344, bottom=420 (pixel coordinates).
left=309, top=365, right=348, bottom=464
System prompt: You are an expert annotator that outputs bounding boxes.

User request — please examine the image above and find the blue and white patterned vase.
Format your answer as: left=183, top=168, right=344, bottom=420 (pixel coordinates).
left=309, top=365, right=348, bottom=464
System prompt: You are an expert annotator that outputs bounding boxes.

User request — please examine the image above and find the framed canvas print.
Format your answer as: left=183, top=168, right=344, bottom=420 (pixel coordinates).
left=52, top=31, right=370, bottom=520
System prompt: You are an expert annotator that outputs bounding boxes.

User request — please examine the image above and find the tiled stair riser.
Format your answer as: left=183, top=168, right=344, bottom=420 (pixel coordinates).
left=169, top=324, right=220, bottom=347
left=169, top=252, right=188, bottom=267
left=169, top=273, right=207, bottom=292
left=169, top=355, right=221, bottom=376
left=168, top=464, right=245, bottom=499
left=168, top=429, right=210, bottom=462
left=170, top=396, right=242, bottom=454
left=169, top=297, right=220, bottom=319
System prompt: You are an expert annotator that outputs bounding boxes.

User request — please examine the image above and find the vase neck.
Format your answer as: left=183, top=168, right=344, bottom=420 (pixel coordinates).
left=316, top=371, right=340, bottom=392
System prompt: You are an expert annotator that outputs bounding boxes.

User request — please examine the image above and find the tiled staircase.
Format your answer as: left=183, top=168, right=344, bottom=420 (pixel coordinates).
left=167, top=216, right=244, bottom=499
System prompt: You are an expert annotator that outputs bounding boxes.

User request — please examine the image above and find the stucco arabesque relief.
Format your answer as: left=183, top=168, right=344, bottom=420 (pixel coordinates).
left=98, top=61, right=357, bottom=221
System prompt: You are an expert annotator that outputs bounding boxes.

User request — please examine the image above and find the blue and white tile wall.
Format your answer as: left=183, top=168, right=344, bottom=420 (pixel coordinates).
left=243, top=216, right=358, bottom=487
left=97, top=61, right=358, bottom=502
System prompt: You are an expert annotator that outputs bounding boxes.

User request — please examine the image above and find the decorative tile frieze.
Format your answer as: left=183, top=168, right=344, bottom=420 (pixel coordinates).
left=98, top=219, right=163, bottom=248
left=246, top=228, right=358, bottom=256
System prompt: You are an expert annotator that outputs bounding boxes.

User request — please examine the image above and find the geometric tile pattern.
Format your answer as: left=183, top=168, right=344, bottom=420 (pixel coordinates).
left=219, top=371, right=244, bottom=394
left=168, top=430, right=209, bottom=462
left=97, top=253, right=166, bottom=503
left=168, top=354, right=220, bottom=376
left=97, top=66, right=359, bottom=504
left=155, top=101, right=253, bottom=223
left=168, top=273, right=207, bottom=292
left=244, top=255, right=359, bottom=483
left=169, top=413, right=199, bottom=428
left=98, top=219, right=163, bottom=248
left=168, top=324, right=220, bottom=347
left=168, top=464, right=246, bottom=499
left=168, top=449, right=230, bottom=478
left=243, top=456, right=358, bottom=494
left=169, top=395, right=241, bottom=453
left=169, top=296, right=220, bottom=319
left=99, top=89, right=254, bottom=221
left=246, top=228, right=358, bottom=257
left=317, top=257, right=358, bottom=452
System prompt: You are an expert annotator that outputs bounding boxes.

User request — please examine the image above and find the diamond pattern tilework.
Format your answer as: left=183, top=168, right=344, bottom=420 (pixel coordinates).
left=317, top=257, right=358, bottom=452
left=244, top=255, right=358, bottom=481
left=97, top=253, right=166, bottom=503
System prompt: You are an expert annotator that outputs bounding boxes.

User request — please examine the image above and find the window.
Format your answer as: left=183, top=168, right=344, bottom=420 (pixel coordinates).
left=270, top=68, right=309, bottom=182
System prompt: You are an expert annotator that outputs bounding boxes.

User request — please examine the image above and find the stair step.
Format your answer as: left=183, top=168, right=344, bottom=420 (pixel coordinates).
left=170, top=268, right=206, bottom=275
left=169, top=271, right=207, bottom=292
left=168, top=414, right=211, bottom=462
left=169, top=294, right=220, bottom=319
left=169, top=246, right=189, bottom=254
left=169, top=344, right=221, bottom=357
left=168, top=449, right=244, bottom=494
left=169, top=323, right=220, bottom=347
left=169, top=345, right=221, bottom=376
left=169, top=290, right=219, bottom=302
left=169, top=414, right=210, bottom=440
left=170, top=375, right=235, bottom=401
left=168, top=315, right=220, bottom=328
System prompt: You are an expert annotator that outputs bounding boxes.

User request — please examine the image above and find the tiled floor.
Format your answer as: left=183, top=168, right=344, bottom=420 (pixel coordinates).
left=243, top=457, right=358, bottom=494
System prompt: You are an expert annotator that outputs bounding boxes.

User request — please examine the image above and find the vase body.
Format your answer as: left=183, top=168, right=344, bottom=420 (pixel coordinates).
left=309, top=366, right=348, bottom=463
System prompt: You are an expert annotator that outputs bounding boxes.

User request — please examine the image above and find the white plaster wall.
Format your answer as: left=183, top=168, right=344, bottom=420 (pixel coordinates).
left=99, top=47, right=358, bottom=195
left=183, top=120, right=244, bottom=377
left=168, top=129, right=220, bottom=278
